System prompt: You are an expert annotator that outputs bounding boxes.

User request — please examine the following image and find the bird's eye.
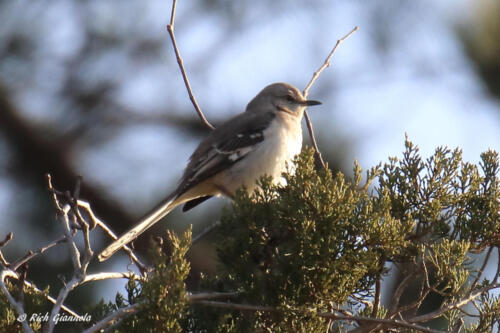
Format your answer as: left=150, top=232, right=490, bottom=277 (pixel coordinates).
left=285, top=95, right=295, bottom=102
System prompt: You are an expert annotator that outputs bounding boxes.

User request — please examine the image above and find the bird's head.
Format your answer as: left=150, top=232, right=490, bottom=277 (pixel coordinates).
left=246, top=82, right=321, bottom=117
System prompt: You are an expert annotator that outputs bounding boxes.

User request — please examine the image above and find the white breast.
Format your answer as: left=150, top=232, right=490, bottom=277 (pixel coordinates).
left=219, top=113, right=303, bottom=195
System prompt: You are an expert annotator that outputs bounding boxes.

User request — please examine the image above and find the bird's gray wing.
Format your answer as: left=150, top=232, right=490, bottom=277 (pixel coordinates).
left=174, top=111, right=275, bottom=197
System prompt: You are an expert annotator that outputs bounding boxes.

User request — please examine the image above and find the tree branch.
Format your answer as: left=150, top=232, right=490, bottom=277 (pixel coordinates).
left=0, top=269, right=34, bottom=333
left=44, top=175, right=95, bottom=333
left=0, top=232, right=12, bottom=267
left=22, top=279, right=82, bottom=319
left=192, top=220, right=220, bottom=244
left=166, top=0, right=214, bottom=130
left=82, top=272, right=142, bottom=285
left=11, top=236, right=66, bottom=271
left=471, top=246, right=493, bottom=292
left=409, top=282, right=500, bottom=323
left=76, top=199, right=149, bottom=274
left=191, top=300, right=445, bottom=333
left=302, top=26, right=358, bottom=169
left=82, top=303, right=141, bottom=333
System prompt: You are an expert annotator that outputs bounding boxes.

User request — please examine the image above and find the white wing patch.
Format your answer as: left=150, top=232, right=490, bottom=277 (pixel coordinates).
left=188, top=144, right=256, bottom=182
left=228, top=146, right=254, bottom=161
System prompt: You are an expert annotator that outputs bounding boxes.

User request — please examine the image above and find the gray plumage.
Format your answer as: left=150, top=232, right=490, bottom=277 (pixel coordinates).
left=98, top=82, right=321, bottom=261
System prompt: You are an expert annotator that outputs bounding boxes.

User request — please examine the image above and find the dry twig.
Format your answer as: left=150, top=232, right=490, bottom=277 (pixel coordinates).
left=76, top=199, right=149, bottom=274
left=190, top=300, right=444, bottom=333
left=192, top=220, right=220, bottom=244
left=0, top=269, right=34, bottom=333
left=166, top=0, right=214, bottom=130
left=302, top=26, right=359, bottom=169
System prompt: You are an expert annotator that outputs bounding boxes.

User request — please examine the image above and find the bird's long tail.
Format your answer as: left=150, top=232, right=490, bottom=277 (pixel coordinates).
left=98, top=194, right=178, bottom=262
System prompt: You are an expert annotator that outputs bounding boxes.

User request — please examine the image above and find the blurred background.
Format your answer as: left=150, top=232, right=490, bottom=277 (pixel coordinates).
left=1, top=0, right=499, bottom=318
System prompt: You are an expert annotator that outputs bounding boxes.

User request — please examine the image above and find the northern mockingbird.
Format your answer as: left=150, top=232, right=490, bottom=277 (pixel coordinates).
left=98, top=82, right=321, bottom=261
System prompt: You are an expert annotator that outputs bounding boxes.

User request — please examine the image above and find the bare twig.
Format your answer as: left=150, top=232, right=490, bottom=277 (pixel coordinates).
left=76, top=199, right=149, bottom=274
left=82, top=272, right=142, bottom=285
left=372, top=278, right=381, bottom=318
left=191, top=300, right=444, bottom=333
left=388, top=271, right=413, bottom=314
left=188, top=291, right=239, bottom=301
left=302, top=26, right=358, bottom=169
left=191, top=300, right=276, bottom=312
left=11, top=236, right=66, bottom=271
left=44, top=175, right=95, bottom=333
left=303, top=26, right=359, bottom=97
left=471, top=246, right=493, bottom=290
left=166, top=0, right=214, bottom=130
left=0, top=251, right=9, bottom=267
left=192, top=220, right=221, bottom=244
left=83, top=291, right=237, bottom=331
left=22, top=280, right=82, bottom=319
left=409, top=282, right=500, bottom=323
left=494, top=247, right=500, bottom=283
left=0, top=232, right=13, bottom=248
left=44, top=204, right=88, bottom=333
left=395, top=288, right=431, bottom=318
left=82, top=303, right=141, bottom=333
left=0, top=269, right=34, bottom=333
left=303, top=112, right=327, bottom=168
left=0, top=234, right=10, bottom=266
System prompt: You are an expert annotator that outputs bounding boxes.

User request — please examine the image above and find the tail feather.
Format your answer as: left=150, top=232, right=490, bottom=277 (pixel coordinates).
left=98, top=195, right=178, bottom=262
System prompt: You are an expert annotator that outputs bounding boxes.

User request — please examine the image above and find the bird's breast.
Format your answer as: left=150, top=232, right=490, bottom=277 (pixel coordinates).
left=219, top=116, right=303, bottom=195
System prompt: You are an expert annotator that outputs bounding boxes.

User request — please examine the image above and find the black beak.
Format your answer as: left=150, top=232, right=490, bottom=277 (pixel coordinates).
left=303, top=100, right=322, bottom=106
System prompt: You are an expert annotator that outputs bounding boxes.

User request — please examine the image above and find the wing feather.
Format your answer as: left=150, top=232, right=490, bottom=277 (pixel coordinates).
left=174, top=111, right=275, bottom=197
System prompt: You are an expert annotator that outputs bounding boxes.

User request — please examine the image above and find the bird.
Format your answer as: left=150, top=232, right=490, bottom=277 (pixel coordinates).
left=98, top=82, right=321, bottom=262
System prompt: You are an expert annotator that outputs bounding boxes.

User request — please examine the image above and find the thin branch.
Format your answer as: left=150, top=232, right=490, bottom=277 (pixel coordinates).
left=388, top=272, right=413, bottom=314
left=22, top=280, right=82, bottom=319
left=11, top=236, right=66, bottom=271
left=44, top=176, right=95, bottom=333
left=372, top=278, right=381, bottom=317
left=1, top=264, right=82, bottom=318
left=44, top=205, right=86, bottom=333
left=0, top=232, right=13, bottom=248
left=191, top=299, right=276, bottom=312
left=409, top=282, right=500, bottom=323
left=303, top=112, right=327, bottom=168
left=303, top=27, right=358, bottom=96
left=0, top=233, right=10, bottom=266
left=471, top=246, right=493, bottom=290
left=82, top=303, right=141, bottom=333
left=191, top=300, right=444, bottom=333
left=166, top=0, right=214, bottom=130
left=76, top=199, right=149, bottom=274
left=456, top=306, right=479, bottom=318
left=494, top=247, right=500, bottom=283
left=396, top=288, right=431, bottom=318
left=0, top=269, right=34, bottom=333
left=302, top=26, right=358, bottom=169
left=83, top=291, right=237, bottom=331
left=188, top=291, right=239, bottom=301
left=0, top=251, right=9, bottom=267
left=192, top=220, right=220, bottom=244
left=82, top=272, right=142, bottom=285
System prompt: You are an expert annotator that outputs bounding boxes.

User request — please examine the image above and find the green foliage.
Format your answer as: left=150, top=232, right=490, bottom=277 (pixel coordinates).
left=107, top=227, right=192, bottom=333
left=188, top=141, right=499, bottom=332
left=0, top=279, right=51, bottom=332
left=204, top=149, right=406, bottom=331
left=1, top=139, right=499, bottom=332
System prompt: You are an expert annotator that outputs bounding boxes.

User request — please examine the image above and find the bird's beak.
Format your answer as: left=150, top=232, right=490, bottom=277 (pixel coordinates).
left=303, top=99, right=322, bottom=106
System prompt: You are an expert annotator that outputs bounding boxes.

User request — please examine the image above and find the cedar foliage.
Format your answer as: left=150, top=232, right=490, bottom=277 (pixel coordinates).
left=1, top=139, right=499, bottom=332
